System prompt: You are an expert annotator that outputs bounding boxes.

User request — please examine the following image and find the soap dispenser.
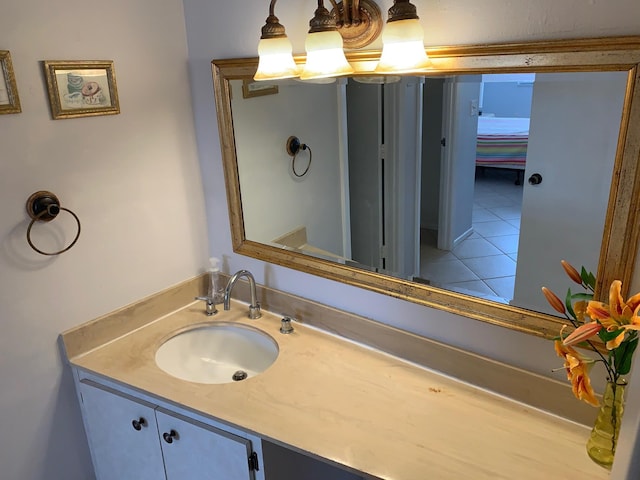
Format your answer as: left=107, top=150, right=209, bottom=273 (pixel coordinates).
left=208, top=256, right=224, bottom=302
left=195, top=257, right=224, bottom=315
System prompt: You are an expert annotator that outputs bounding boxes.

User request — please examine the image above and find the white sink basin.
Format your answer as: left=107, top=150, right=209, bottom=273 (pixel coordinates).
left=155, top=323, right=278, bottom=384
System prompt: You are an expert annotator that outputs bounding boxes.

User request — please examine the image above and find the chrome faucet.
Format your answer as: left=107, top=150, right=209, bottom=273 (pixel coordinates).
left=223, top=270, right=262, bottom=319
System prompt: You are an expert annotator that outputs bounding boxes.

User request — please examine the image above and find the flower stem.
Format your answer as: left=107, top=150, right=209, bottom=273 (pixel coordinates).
left=562, top=313, right=616, bottom=380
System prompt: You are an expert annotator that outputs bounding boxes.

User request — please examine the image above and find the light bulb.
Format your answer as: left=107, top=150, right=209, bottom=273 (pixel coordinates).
left=375, top=18, right=430, bottom=74
left=254, top=36, right=299, bottom=81
left=300, top=31, right=354, bottom=81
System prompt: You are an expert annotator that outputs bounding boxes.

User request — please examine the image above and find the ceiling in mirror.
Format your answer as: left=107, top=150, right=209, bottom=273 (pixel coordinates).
left=212, top=37, right=640, bottom=339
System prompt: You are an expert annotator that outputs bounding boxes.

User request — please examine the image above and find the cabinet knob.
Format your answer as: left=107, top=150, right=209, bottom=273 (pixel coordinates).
left=163, top=430, right=178, bottom=444
left=131, top=417, right=147, bottom=431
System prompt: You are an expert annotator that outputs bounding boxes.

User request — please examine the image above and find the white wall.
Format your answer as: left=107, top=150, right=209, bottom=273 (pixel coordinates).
left=183, top=0, right=640, bottom=478
left=481, top=73, right=535, bottom=117
left=482, top=83, right=534, bottom=117
left=0, top=0, right=208, bottom=478
left=231, top=80, right=344, bottom=254
left=2, top=1, right=638, bottom=479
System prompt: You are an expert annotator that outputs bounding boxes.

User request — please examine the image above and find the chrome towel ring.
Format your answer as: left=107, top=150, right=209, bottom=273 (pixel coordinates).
left=26, top=191, right=81, bottom=256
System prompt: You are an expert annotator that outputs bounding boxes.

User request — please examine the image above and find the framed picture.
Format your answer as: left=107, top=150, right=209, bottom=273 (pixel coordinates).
left=242, top=79, right=278, bottom=99
left=44, top=60, right=120, bottom=119
left=0, top=50, right=21, bottom=114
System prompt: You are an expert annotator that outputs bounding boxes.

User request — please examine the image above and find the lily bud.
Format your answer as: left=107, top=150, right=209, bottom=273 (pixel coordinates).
left=542, top=287, right=566, bottom=315
left=562, top=322, right=602, bottom=346
left=561, top=260, right=583, bottom=285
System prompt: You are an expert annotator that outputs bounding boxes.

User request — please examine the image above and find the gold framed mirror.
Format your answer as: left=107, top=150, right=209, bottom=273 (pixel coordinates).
left=212, top=36, right=640, bottom=339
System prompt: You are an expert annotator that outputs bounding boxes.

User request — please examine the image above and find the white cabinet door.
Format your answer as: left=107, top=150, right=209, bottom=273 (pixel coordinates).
left=156, top=408, right=255, bottom=480
left=78, top=379, right=167, bottom=480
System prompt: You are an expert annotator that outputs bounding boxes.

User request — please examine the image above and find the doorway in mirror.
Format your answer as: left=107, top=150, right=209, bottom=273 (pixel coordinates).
left=416, top=73, right=531, bottom=304
left=418, top=168, right=522, bottom=304
left=416, top=70, right=626, bottom=313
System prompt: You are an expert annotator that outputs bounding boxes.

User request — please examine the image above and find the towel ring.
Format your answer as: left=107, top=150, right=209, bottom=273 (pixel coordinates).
left=26, top=191, right=81, bottom=256
left=286, top=136, right=313, bottom=178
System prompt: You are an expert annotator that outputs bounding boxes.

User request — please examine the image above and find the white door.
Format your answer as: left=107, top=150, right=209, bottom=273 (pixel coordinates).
left=512, top=71, right=628, bottom=313
left=438, top=76, right=482, bottom=250
left=78, top=379, right=166, bottom=480
left=156, top=408, right=255, bottom=480
left=420, top=78, right=446, bottom=233
left=346, top=78, right=422, bottom=278
left=346, top=79, right=383, bottom=270
left=383, top=77, right=423, bottom=279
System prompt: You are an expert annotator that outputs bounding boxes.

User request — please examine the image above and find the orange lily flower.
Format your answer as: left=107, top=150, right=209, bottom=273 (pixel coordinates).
left=573, top=300, right=588, bottom=321
left=554, top=340, right=600, bottom=407
left=586, top=280, right=640, bottom=346
left=606, top=330, right=627, bottom=350
left=568, top=357, right=600, bottom=407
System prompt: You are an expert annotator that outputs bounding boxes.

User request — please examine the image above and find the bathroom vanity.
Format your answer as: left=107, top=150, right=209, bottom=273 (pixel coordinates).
left=61, top=275, right=608, bottom=480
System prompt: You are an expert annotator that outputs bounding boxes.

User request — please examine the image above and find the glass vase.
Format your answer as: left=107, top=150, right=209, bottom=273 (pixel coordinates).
left=586, top=381, right=625, bottom=470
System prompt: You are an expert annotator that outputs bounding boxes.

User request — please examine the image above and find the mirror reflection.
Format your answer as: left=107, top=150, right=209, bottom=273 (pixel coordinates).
left=230, top=70, right=627, bottom=316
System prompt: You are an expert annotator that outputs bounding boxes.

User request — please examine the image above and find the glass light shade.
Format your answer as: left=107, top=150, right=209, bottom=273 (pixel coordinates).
left=296, top=77, right=337, bottom=84
left=374, top=19, right=431, bottom=74
left=299, top=31, right=354, bottom=81
left=254, top=36, right=299, bottom=81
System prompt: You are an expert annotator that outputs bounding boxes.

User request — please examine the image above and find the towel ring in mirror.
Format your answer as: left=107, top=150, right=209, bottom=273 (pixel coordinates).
left=286, top=136, right=313, bottom=177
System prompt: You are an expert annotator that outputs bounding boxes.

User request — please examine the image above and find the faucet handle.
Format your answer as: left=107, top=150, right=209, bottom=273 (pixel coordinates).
left=280, top=316, right=294, bottom=334
left=249, top=302, right=261, bottom=319
left=195, top=296, right=217, bottom=316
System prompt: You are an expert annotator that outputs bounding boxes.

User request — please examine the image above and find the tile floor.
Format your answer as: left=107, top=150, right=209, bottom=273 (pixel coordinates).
left=419, top=168, right=523, bottom=303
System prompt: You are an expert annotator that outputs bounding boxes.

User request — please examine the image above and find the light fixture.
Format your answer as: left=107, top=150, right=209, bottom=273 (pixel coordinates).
left=254, top=0, right=429, bottom=81
left=299, top=1, right=354, bottom=81
left=328, top=0, right=383, bottom=49
left=254, top=0, right=299, bottom=81
left=374, top=0, right=430, bottom=74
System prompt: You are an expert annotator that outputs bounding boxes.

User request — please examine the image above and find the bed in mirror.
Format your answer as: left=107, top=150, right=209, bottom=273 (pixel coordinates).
left=212, top=37, right=640, bottom=338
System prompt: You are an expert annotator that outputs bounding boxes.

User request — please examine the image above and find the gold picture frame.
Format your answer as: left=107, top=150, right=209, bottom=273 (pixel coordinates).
left=242, top=79, right=278, bottom=99
left=0, top=50, right=22, bottom=114
left=44, top=60, right=120, bottom=119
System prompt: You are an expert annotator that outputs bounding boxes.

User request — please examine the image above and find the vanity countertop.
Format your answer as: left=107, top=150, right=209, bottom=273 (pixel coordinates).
left=63, top=300, right=608, bottom=480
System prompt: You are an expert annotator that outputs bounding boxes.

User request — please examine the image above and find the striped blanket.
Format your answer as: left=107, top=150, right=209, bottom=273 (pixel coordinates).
left=476, top=117, right=529, bottom=169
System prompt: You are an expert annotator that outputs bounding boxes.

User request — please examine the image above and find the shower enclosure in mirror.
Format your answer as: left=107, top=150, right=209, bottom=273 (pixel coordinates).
left=212, top=37, right=640, bottom=339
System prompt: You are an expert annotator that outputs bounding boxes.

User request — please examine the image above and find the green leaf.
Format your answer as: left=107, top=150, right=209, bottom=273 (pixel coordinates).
left=615, top=337, right=638, bottom=376
left=581, top=267, right=596, bottom=290
left=570, top=292, right=593, bottom=301
left=599, top=328, right=622, bottom=343
left=565, top=288, right=577, bottom=320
